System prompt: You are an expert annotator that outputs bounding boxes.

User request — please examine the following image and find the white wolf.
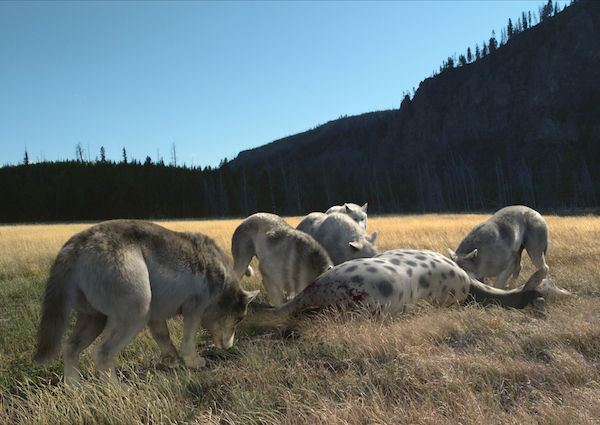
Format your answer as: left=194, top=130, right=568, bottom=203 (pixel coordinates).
left=253, top=249, right=545, bottom=321
left=297, top=202, right=368, bottom=234
left=326, top=202, right=368, bottom=230
left=231, top=213, right=333, bottom=306
left=299, top=212, right=378, bottom=265
left=448, top=205, right=549, bottom=289
left=34, top=220, right=258, bottom=383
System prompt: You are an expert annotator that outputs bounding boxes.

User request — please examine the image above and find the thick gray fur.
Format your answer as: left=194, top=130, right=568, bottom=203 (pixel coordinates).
left=297, top=202, right=368, bottom=235
left=34, top=220, right=258, bottom=384
left=448, top=205, right=549, bottom=289
left=310, top=213, right=378, bottom=265
left=231, top=212, right=332, bottom=306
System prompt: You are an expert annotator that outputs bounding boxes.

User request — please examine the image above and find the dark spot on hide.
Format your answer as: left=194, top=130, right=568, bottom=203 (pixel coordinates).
left=391, top=258, right=401, bottom=265
left=366, top=267, right=378, bottom=273
left=419, top=276, right=430, bottom=289
left=351, top=275, right=364, bottom=284
left=346, top=265, right=357, bottom=272
left=449, top=270, right=455, bottom=277
left=407, top=268, right=413, bottom=277
left=406, top=261, right=417, bottom=267
left=430, top=261, right=436, bottom=268
left=416, top=255, right=426, bottom=261
left=378, top=280, right=393, bottom=297
left=384, top=266, right=397, bottom=273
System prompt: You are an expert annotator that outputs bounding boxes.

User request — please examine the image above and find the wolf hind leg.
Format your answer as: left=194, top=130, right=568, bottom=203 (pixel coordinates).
left=63, top=312, right=106, bottom=384
left=93, top=283, right=151, bottom=381
left=524, top=223, right=549, bottom=278
left=231, top=230, right=256, bottom=280
left=526, top=244, right=549, bottom=280
left=261, top=272, right=285, bottom=307
left=148, top=320, right=180, bottom=368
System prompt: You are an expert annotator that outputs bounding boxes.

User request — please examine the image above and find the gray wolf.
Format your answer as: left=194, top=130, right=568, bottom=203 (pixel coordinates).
left=34, top=220, right=258, bottom=383
left=260, top=249, right=544, bottom=320
left=231, top=212, right=332, bottom=306
left=297, top=202, right=368, bottom=235
left=448, top=205, right=549, bottom=288
left=326, top=202, right=368, bottom=230
left=299, top=212, right=378, bottom=265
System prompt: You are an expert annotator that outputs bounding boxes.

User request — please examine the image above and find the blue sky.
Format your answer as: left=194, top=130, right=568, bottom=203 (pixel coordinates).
left=0, top=1, right=566, bottom=168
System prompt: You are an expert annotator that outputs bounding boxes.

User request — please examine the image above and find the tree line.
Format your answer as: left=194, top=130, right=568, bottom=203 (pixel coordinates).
left=1, top=132, right=598, bottom=223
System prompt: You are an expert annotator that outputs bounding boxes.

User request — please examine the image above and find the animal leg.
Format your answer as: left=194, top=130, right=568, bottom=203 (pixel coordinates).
left=148, top=320, right=180, bottom=368
left=63, top=313, right=106, bottom=385
left=231, top=230, right=256, bottom=280
left=93, top=309, right=149, bottom=381
left=509, top=246, right=525, bottom=283
left=527, top=247, right=549, bottom=279
left=491, top=261, right=517, bottom=289
left=180, top=313, right=205, bottom=368
left=261, top=274, right=285, bottom=307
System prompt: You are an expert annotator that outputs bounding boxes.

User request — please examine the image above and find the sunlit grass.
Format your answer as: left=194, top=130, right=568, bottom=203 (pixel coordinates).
left=1, top=213, right=599, bottom=424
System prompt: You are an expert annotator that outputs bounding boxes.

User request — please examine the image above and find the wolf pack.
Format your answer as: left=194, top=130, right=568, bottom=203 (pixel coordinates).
left=33, top=203, right=572, bottom=383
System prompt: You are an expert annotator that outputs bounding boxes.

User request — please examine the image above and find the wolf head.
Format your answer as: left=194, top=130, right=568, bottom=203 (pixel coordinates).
left=344, top=203, right=368, bottom=230
left=348, top=231, right=378, bottom=260
left=447, top=248, right=479, bottom=278
left=202, top=287, right=259, bottom=349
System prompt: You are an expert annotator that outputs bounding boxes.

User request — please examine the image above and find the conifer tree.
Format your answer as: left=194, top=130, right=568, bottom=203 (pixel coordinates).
left=489, top=30, right=498, bottom=53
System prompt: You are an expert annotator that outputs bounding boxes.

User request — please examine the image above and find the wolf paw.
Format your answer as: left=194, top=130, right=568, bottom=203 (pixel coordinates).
left=183, top=355, right=207, bottom=369
left=160, top=354, right=181, bottom=368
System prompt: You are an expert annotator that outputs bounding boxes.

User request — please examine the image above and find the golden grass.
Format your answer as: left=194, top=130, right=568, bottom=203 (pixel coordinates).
left=1, top=214, right=599, bottom=424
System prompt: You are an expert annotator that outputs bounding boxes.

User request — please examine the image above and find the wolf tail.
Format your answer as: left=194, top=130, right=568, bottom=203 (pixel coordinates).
left=34, top=248, right=75, bottom=364
left=231, top=221, right=257, bottom=279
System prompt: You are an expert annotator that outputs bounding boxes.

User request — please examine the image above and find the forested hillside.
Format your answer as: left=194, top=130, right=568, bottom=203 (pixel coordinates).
left=231, top=0, right=600, bottom=214
left=1, top=0, right=598, bottom=223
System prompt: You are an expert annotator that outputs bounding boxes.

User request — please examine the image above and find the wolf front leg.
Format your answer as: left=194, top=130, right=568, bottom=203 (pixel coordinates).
left=492, top=256, right=521, bottom=289
left=180, top=312, right=206, bottom=368
left=148, top=320, right=181, bottom=368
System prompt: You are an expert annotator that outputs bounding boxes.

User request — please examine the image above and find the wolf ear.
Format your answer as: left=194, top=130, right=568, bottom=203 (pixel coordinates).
left=464, top=249, right=478, bottom=260
left=349, top=241, right=363, bottom=250
left=369, top=231, right=378, bottom=244
left=361, top=203, right=368, bottom=212
left=345, top=204, right=351, bottom=213
left=242, top=289, right=260, bottom=304
left=447, top=248, right=457, bottom=260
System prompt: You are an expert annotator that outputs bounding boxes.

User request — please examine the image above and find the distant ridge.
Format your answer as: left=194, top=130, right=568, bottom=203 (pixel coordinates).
left=1, top=1, right=598, bottom=223
left=230, top=0, right=600, bottom=214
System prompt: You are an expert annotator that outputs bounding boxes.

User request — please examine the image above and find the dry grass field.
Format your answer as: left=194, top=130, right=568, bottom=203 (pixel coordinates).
left=1, top=214, right=599, bottom=424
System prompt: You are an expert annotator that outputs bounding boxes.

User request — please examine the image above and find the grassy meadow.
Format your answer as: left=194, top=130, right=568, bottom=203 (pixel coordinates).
left=1, top=214, right=599, bottom=424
